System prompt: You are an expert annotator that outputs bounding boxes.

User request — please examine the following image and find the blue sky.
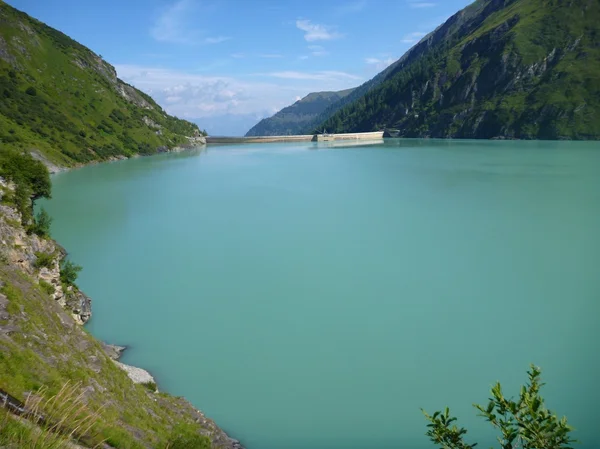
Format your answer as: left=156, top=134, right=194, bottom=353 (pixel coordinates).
left=8, top=0, right=473, bottom=135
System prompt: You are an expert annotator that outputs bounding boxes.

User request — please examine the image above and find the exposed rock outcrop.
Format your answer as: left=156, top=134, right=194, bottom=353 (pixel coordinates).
left=115, top=361, right=156, bottom=386
left=317, top=0, right=600, bottom=140
left=0, top=178, right=91, bottom=324
left=0, top=176, right=246, bottom=448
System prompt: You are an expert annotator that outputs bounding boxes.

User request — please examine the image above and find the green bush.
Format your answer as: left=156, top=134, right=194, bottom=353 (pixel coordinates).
left=0, top=150, right=52, bottom=221
left=141, top=381, right=157, bottom=392
left=166, top=427, right=211, bottom=449
left=33, top=251, right=55, bottom=269
left=423, top=365, right=575, bottom=449
left=29, top=207, right=52, bottom=237
left=59, top=259, right=82, bottom=286
left=25, top=86, right=36, bottom=96
left=38, top=280, right=55, bottom=295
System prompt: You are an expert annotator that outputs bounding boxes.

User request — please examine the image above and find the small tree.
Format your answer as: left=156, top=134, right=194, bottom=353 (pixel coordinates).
left=423, top=365, right=576, bottom=449
left=30, top=207, right=52, bottom=237
left=60, top=259, right=82, bottom=286
left=25, top=86, right=37, bottom=96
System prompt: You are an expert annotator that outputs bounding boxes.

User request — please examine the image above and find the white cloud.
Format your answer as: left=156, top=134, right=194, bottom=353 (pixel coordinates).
left=296, top=19, right=343, bottom=42
left=203, top=36, right=231, bottom=44
left=308, top=45, right=329, bottom=57
left=264, top=70, right=361, bottom=81
left=335, top=1, right=367, bottom=14
left=400, top=31, right=427, bottom=43
left=408, top=1, right=437, bottom=8
left=258, top=53, right=284, bottom=58
left=115, top=65, right=361, bottom=123
left=150, top=0, right=229, bottom=45
left=151, top=0, right=198, bottom=44
left=230, top=53, right=245, bottom=59
left=365, top=56, right=395, bottom=70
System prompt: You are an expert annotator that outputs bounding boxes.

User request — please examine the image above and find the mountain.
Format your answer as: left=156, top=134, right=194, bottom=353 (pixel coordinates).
left=316, top=0, right=600, bottom=140
left=245, top=88, right=354, bottom=136
left=0, top=2, right=204, bottom=168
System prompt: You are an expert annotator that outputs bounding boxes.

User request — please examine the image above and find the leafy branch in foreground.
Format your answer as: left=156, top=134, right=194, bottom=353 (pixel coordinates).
left=423, top=365, right=576, bottom=449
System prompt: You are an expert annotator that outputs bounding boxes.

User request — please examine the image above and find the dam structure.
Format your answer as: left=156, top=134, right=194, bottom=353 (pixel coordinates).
left=206, top=131, right=384, bottom=144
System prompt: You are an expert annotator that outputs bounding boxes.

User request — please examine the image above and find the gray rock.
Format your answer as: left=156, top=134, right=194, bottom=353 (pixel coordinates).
left=114, top=361, right=156, bottom=386
left=101, top=343, right=127, bottom=360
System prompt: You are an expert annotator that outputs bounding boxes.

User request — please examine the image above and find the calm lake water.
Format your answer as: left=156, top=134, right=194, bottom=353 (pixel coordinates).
left=41, top=139, right=600, bottom=449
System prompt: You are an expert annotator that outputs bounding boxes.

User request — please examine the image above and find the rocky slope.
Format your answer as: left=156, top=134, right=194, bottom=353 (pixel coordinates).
left=0, top=177, right=243, bottom=448
left=246, top=88, right=354, bottom=136
left=0, top=2, right=205, bottom=169
left=317, top=0, right=600, bottom=139
left=0, top=177, right=90, bottom=324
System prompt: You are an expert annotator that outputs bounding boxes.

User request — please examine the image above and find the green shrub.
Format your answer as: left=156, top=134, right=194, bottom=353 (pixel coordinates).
left=141, top=381, right=157, bottom=392
left=29, top=207, right=52, bottom=237
left=0, top=150, right=52, bottom=223
left=25, top=86, right=37, bottom=96
left=33, top=251, right=55, bottom=269
left=59, top=259, right=82, bottom=286
left=423, top=365, right=575, bottom=449
left=39, top=280, right=55, bottom=295
left=166, top=426, right=211, bottom=449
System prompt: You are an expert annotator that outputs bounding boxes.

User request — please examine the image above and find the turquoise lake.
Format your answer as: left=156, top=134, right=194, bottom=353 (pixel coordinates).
left=40, top=139, right=600, bottom=449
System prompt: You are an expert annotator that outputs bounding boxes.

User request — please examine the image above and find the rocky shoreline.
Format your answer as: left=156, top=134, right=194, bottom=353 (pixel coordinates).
left=0, top=174, right=245, bottom=449
left=31, top=135, right=207, bottom=174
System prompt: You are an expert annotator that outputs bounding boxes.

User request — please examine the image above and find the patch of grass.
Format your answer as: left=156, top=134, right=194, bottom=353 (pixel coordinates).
left=0, top=269, right=225, bottom=448
left=141, top=381, right=158, bottom=392
left=33, top=251, right=55, bottom=270
left=165, top=423, right=211, bottom=449
left=1, top=281, right=23, bottom=315
left=38, top=279, right=55, bottom=295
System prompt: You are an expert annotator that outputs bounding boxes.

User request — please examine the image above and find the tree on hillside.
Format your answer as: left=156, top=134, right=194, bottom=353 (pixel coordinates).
left=423, top=365, right=576, bottom=449
left=29, top=207, right=52, bottom=238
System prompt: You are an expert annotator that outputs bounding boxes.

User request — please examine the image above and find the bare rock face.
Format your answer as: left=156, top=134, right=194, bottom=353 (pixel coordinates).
left=0, top=177, right=91, bottom=324
left=0, top=36, right=17, bottom=66
left=114, top=361, right=156, bottom=386
left=115, top=81, right=154, bottom=109
left=101, top=342, right=127, bottom=360
left=65, top=288, right=92, bottom=325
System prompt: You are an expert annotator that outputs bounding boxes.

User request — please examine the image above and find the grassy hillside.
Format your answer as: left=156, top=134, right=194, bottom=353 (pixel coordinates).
left=0, top=1, right=203, bottom=168
left=317, top=0, right=600, bottom=139
left=245, top=88, right=354, bottom=136
left=0, top=151, right=239, bottom=448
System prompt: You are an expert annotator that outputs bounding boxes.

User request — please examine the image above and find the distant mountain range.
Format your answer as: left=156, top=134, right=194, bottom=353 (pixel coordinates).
left=249, top=0, right=599, bottom=140
left=245, top=89, right=354, bottom=136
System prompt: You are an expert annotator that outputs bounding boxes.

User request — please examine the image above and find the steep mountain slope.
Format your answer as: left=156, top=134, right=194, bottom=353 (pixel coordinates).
left=0, top=2, right=204, bottom=168
left=299, top=60, right=407, bottom=134
left=318, top=0, right=600, bottom=139
left=245, top=88, right=354, bottom=136
left=0, top=156, right=242, bottom=448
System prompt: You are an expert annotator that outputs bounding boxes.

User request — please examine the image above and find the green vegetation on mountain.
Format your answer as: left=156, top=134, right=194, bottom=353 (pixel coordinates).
left=0, top=1, right=204, bottom=168
left=317, top=0, right=600, bottom=139
left=0, top=149, right=50, bottom=224
left=245, top=89, right=354, bottom=136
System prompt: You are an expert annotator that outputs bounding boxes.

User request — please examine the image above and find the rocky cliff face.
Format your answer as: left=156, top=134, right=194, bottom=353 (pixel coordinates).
left=0, top=176, right=243, bottom=448
left=0, top=178, right=91, bottom=324
left=318, top=0, right=600, bottom=140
